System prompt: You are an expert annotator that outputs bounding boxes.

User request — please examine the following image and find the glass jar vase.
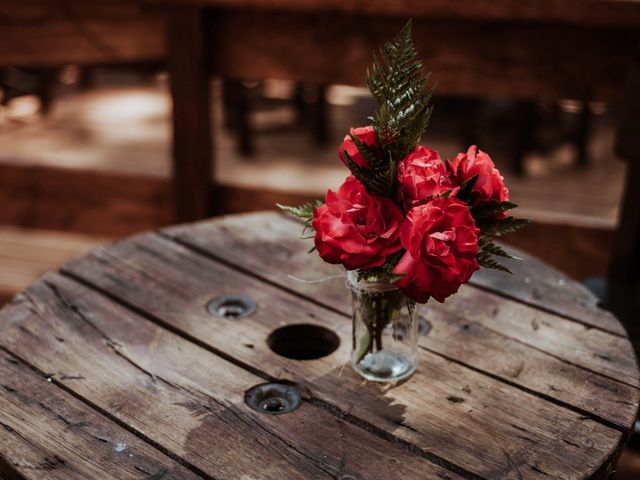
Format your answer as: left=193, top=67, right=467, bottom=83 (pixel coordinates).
left=347, top=270, right=419, bottom=382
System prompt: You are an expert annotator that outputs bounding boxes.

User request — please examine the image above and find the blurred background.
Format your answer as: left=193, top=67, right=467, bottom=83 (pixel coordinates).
left=1, top=2, right=639, bottom=475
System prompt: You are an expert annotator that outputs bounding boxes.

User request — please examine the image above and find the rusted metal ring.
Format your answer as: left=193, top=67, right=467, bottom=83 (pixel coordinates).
left=206, top=295, right=257, bottom=319
left=244, top=383, right=302, bottom=415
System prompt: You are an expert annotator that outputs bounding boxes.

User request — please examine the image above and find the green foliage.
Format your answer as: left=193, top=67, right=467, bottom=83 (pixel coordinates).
left=343, top=134, right=397, bottom=197
left=479, top=216, right=532, bottom=237
left=357, top=250, right=406, bottom=283
left=277, top=201, right=322, bottom=223
left=477, top=250, right=512, bottom=274
left=479, top=238, right=514, bottom=259
left=344, top=19, right=434, bottom=198
left=454, top=174, right=479, bottom=203
left=471, top=201, right=518, bottom=220
left=475, top=210, right=531, bottom=273
left=367, top=20, right=434, bottom=162
left=277, top=200, right=323, bottom=240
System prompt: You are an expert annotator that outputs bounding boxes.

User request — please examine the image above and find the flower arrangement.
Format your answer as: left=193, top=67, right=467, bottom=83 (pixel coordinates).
left=280, top=21, right=529, bottom=381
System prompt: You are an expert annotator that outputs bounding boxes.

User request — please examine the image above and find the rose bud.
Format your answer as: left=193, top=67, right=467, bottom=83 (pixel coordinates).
left=448, top=145, right=509, bottom=207
left=338, top=126, right=378, bottom=169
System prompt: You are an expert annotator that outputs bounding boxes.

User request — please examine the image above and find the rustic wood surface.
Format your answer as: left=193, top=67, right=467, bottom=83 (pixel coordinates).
left=0, top=211, right=637, bottom=479
left=153, top=0, right=640, bottom=28
left=0, top=1, right=165, bottom=67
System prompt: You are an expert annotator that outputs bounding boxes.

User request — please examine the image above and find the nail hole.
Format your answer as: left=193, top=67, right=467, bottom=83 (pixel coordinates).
left=206, top=295, right=256, bottom=319
left=267, top=324, right=340, bottom=360
left=244, top=383, right=302, bottom=415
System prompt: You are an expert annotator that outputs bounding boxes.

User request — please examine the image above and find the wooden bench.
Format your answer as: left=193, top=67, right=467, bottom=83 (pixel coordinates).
left=3, top=0, right=639, bottom=220
left=0, top=225, right=107, bottom=304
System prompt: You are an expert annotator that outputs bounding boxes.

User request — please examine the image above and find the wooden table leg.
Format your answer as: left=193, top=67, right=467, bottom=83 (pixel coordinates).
left=167, top=6, right=213, bottom=222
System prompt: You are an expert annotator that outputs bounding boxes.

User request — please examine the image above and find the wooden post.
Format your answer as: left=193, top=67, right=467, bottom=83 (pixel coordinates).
left=607, top=50, right=640, bottom=328
left=167, top=6, right=213, bottom=222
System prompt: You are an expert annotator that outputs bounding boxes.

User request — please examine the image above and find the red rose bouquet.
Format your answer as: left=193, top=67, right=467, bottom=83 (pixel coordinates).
left=280, top=21, right=529, bottom=382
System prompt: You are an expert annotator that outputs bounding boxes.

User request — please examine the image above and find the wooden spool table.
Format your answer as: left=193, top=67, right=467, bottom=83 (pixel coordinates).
left=0, top=211, right=638, bottom=480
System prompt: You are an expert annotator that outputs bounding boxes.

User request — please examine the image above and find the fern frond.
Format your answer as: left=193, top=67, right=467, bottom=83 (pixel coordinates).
left=366, top=20, right=435, bottom=162
left=472, top=201, right=518, bottom=220
left=477, top=251, right=512, bottom=274
left=479, top=217, right=532, bottom=237
left=277, top=200, right=323, bottom=224
left=479, top=239, right=515, bottom=259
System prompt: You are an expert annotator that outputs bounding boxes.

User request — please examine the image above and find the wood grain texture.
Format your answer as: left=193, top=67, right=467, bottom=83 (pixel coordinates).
left=0, top=273, right=468, bottom=480
left=208, top=9, right=639, bottom=102
left=161, top=213, right=639, bottom=424
left=164, top=212, right=629, bottom=336
left=61, top=229, right=630, bottom=479
left=0, top=163, right=173, bottom=237
left=0, top=226, right=107, bottom=302
left=154, top=0, right=640, bottom=28
left=0, top=1, right=165, bottom=67
left=0, top=352, right=202, bottom=480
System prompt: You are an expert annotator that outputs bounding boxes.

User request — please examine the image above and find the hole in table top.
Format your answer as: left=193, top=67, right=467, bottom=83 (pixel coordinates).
left=206, top=295, right=256, bottom=319
left=267, top=324, right=340, bottom=360
left=244, top=382, right=302, bottom=415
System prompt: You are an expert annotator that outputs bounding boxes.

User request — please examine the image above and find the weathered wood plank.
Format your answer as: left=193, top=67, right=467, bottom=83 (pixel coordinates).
left=0, top=273, right=468, bottom=480
left=191, top=188, right=617, bottom=283
left=0, top=226, right=107, bottom=302
left=0, top=163, right=173, bottom=237
left=470, top=248, right=625, bottom=336
left=268, top=213, right=622, bottom=336
left=160, top=213, right=639, bottom=426
left=62, top=232, right=627, bottom=479
left=209, top=9, right=638, bottom=102
left=0, top=352, right=203, bottom=480
left=166, top=213, right=634, bottom=344
left=0, top=1, right=165, bottom=67
left=154, top=0, right=640, bottom=28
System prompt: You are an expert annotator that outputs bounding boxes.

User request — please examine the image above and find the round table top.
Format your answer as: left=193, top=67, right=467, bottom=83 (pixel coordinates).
left=0, top=211, right=638, bottom=480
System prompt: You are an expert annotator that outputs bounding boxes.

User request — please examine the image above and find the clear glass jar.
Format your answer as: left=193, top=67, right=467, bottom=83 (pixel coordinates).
left=347, top=270, right=419, bottom=382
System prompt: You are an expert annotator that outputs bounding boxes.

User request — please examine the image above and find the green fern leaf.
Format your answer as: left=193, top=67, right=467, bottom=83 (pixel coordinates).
left=277, top=200, right=323, bottom=224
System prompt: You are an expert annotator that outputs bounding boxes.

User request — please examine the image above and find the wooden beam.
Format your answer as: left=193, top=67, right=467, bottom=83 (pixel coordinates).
left=0, top=1, right=165, bottom=67
left=152, top=0, right=640, bottom=28
left=0, top=163, right=173, bottom=237
left=208, top=9, right=639, bottom=102
left=167, top=6, right=214, bottom=221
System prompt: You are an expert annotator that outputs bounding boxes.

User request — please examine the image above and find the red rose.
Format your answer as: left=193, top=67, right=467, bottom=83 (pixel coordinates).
left=448, top=145, right=509, bottom=206
left=312, top=176, right=403, bottom=270
left=397, top=145, right=455, bottom=210
left=338, top=126, right=378, bottom=169
left=393, top=197, right=480, bottom=303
